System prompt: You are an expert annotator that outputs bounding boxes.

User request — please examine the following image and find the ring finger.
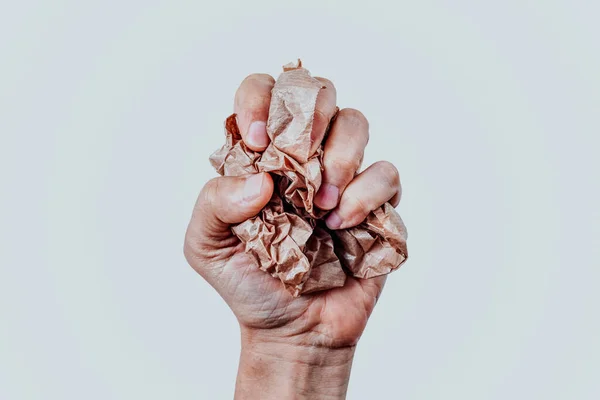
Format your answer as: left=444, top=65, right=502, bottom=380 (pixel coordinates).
left=325, top=161, right=401, bottom=230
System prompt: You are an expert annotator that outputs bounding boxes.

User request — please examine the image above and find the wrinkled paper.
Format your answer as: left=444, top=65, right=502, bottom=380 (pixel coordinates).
left=210, top=60, right=408, bottom=296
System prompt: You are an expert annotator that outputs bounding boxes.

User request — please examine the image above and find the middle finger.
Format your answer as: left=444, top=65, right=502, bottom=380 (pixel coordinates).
left=310, top=77, right=338, bottom=154
left=314, top=108, right=370, bottom=210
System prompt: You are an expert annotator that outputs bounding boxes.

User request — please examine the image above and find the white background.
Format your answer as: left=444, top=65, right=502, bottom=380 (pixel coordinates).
left=1, top=0, right=599, bottom=399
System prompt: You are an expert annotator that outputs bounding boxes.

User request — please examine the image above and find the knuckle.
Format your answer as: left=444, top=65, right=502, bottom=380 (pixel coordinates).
left=340, top=196, right=370, bottom=225
left=315, top=76, right=335, bottom=89
left=245, top=93, right=271, bottom=112
left=339, top=108, right=369, bottom=130
left=327, top=157, right=362, bottom=179
left=199, top=177, right=221, bottom=209
left=348, top=195, right=368, bottom=214
left=235, top=74, right=274, bottom=111
left=239, top=91, right=271, bottom=112
left=375, top=161, right=401, bottom=187
left=242, top=73, right=275, bottom=85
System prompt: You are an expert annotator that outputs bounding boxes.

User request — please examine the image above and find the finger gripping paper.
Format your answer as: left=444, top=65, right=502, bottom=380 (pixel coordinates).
left=210, top=61, right=408, bottom=297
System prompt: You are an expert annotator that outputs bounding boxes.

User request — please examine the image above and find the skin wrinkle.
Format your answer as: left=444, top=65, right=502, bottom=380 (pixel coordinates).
left=261, top=287, right=285, bottom=323
left=324, top=158, right=362, bottom=186
left=244, top=338, right=356, bottom=364
left=237, top=346, right=353, bottom=398
left=375, top=161, right=401, bottom=188
left=265, top=308, right=313, bottom=339
left=333, top=162, right=402, bottom=229
left=189, top=235, right=239, bottom=262
left=341, top=196, right=370, bottom=228
left=268, top=296, right=294, bottom=327
left=247, top=304, right=326, bottom=343
left=339, top=108, right=369, bottom=131
left=227, top=259, right=252, bottom=298
left=184, top=239, right=232, bottom=274
left=288, top=307, right=317, bottom=337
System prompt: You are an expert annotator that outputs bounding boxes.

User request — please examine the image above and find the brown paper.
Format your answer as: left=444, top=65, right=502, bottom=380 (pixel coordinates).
left=210, top=60, right=408, bottom=296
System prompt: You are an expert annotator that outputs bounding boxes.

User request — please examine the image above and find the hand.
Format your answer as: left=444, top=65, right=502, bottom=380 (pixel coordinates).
left=184, top=73, right=402, bottom=399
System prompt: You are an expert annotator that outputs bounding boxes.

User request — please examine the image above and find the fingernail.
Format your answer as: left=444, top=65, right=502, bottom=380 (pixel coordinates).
left=243, top=173, right=264, bottom=202
left=325, top=211, right=343, bottom=230
left=247, top=121, right=269, bottom=149
left=315, top=183, right=339, bottom=210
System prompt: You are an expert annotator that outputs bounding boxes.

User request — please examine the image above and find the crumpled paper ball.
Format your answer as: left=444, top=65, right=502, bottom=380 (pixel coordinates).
left=210, top=61, right=408, bottom=296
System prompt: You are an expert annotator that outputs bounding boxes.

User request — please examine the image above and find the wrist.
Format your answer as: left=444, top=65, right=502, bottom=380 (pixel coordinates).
left=235, top=327, right=356, bottom=400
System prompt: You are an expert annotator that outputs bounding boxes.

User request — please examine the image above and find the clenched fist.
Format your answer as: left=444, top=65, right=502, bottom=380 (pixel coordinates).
left=184, top=72, right=403, bottom=399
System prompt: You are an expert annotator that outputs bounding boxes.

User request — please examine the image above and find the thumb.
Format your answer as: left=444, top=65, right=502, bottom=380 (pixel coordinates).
left=188, top=172, right=274, bottom=241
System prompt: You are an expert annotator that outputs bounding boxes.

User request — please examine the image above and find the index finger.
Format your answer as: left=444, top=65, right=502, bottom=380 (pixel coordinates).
left=234, top=73, right=275, bottom=151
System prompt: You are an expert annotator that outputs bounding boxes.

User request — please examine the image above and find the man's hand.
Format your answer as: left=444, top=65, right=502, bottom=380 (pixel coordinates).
left=184, top=73, right=402, bottom=399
